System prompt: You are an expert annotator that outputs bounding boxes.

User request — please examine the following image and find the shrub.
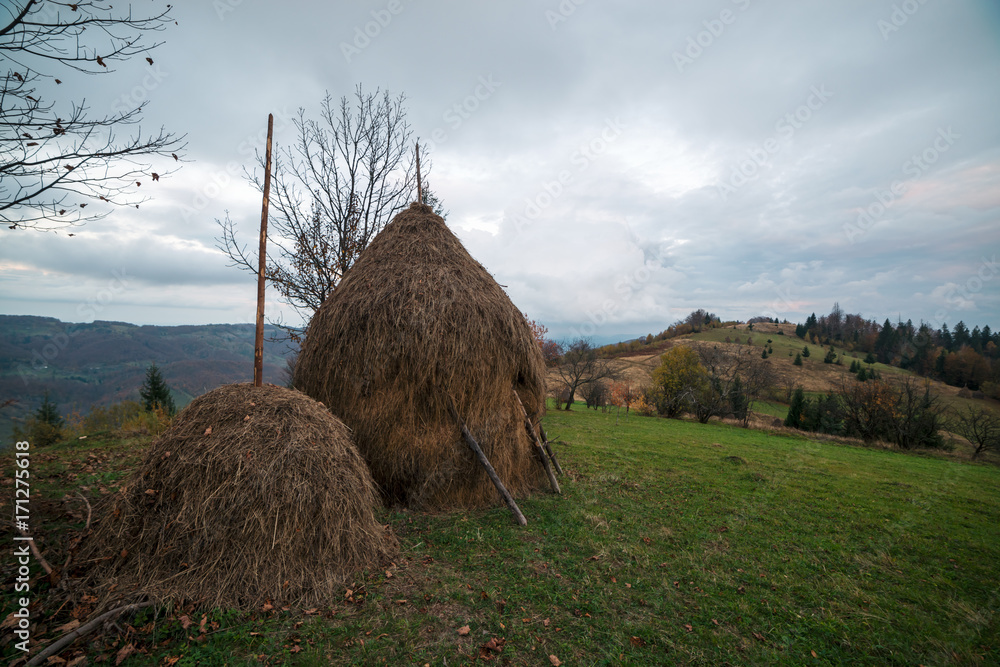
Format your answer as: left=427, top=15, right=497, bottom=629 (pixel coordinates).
left=12, top=390, right=64, bottom=447
left=793, top=353, right=803, bottom=366
left=631, top=394, right=656, bottom=417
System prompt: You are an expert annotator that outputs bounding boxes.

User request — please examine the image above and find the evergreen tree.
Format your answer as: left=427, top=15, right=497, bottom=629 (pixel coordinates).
left=939, top=323, right=953, bottom=351
left=793, top=353, right=803, bottom=366
left=970, top=326, right=983, bottom=353
left=761, top=348, right=768, bottom=359
left=849, top=360, right=858, bottom=373
left=874, top=318, right=896, bottom=363
left=140, top=363, right=176, bottom=415
left=857, top=366, right=867, bottom=382
left=785, top=388, right=807, bottom=428
left=729, top=375, right=748, bottom=422
left=801, top=346, right=810, bottom=358
left=36, top=390, right=63, bottom=428
left=952, top=321, right=970, bottom=349
left=934, top=350, right=947, bottom=376
left=795, top=323, right=807, bottom=339
left=823, top=346, right=837, bottom=364
left=864, top=351, right=876, bottom=365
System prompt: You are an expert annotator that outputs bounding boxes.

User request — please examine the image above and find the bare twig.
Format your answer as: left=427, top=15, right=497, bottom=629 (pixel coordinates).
left=15, top=528, right=53, bottom=576
left=76, top=492, right=93, bottom=531
left=26, top=602, right=155, bottom=666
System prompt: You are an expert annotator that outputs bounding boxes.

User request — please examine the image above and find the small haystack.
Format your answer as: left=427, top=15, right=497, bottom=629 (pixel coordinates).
left=294, top=203, right=548, bottom=509
left=81, top=382, right=392, bottom=610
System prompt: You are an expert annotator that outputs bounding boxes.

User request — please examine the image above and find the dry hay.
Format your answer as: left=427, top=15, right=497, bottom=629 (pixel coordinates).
left=294, top=203, right=548, bottom=509
left=80, top=382, right=393, bottom=610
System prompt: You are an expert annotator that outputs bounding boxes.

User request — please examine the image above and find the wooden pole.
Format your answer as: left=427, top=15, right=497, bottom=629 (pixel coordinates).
left=446, top=396, right=527, bottom=526
left=415, top=140, right=423, bottom=204
left=513, top=392, right=560, bottom=494
left=254, top=113, right=273, bottom=388
left=538, top=424, right=564, bottom=475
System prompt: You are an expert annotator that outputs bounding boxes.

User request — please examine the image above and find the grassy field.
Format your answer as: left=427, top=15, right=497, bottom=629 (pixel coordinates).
left=3, top=406, right=999, bottom=665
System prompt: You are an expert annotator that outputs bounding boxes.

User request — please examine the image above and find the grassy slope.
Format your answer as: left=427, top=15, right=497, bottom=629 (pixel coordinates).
left=3, top=407, right=998, bottom=665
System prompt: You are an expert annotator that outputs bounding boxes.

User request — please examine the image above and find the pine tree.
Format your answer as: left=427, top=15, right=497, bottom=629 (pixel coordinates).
left=864, top=352, right=876, bottom=365
left=793, top=353, right=803, bottom=366
left=36, top=390, right=63, bottom=428
left=857, top=366, right=867, bottom=382
left=785, top=387, right=806, bottom=428
left=801, top=346, right=810, bottom=358
left=761, top=348, right=768, bottom=359
left=140, top=363, right=176, bottom=415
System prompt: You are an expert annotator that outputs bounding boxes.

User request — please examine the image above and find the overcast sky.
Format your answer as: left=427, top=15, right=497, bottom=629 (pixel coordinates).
left=2, top=0, right=999, bottom=342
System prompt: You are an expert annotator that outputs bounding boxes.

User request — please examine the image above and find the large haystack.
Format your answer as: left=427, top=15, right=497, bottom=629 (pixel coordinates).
left=294, top=203, right=548, bottom=509
left=81, top=382, right=392, bottom=610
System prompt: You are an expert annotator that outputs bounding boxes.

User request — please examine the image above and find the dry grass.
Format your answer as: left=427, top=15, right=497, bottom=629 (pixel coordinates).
left=79, top=382, right=393, bottom=611
left=294, top=203, right=547, bottom=509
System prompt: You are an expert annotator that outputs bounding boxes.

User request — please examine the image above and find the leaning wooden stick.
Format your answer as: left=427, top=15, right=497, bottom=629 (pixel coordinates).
left=446, top=396, right=527, bottom=526
left=513, top=392, right=560, bottom=494
left=538, top=424, right=564, bottom=475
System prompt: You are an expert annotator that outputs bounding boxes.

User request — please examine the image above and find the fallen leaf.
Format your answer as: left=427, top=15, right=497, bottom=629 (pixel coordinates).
left=684, top=624, right=693, bottom=632
left=549, top=656, right=562, bottom=666
left=115, top=643, right=135, bottom=665
left=457, top=625, right=470, bottom=636
left=55, top=619, right=81, bottom=634
left=811, top=650, right=818, bottom=658
left=203, top=426, right=212, bottom=436
left=179, top=615, right=192, bottom=630
left=146, top=57, right=154, bottom=65
left=752, top=631, right=765, bottom=641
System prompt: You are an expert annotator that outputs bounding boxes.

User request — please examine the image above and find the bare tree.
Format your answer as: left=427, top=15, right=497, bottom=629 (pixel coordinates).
left=555, top=339, right=618, bottom=410
left=689, top=345, right=774, bottom=425
left=217, top=85, right=418, bottom=336
left=1, top=1, right=185, bottom=230
left=949, top=404, right=1000, bottom=459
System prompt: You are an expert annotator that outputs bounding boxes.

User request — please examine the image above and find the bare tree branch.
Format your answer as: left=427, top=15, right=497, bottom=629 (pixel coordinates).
left=216, top=85, right=421, bottom=336
left=1, top=0, right=186, bottom=230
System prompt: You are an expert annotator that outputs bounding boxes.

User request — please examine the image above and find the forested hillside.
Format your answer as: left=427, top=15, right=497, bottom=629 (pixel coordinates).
left=0, top=316, right=293, bottom=442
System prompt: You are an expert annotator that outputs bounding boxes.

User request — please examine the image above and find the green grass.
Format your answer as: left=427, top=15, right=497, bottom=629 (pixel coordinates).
left=4, top=408, right=999, bottom=665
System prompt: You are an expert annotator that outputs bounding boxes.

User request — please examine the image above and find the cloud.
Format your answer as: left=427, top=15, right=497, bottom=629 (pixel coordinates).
left=2, top=0, right=999, bottom=338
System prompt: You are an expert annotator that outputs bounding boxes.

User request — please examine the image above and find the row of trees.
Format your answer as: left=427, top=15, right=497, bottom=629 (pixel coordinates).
left=795, top=305, right=999, bottom=394
left=784, top=378, right=998, bottom=458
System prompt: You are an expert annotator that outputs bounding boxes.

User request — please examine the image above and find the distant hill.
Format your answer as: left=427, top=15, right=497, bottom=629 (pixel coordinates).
left=0, top=315, right=294, bottom=443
